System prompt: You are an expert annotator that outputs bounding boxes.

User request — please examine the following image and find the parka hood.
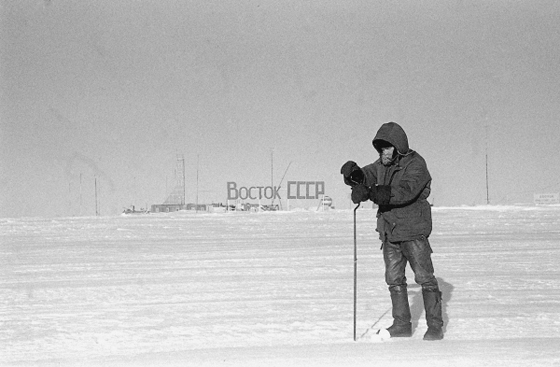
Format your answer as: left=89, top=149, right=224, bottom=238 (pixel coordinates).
left=372, top=122, right=410, bottom=155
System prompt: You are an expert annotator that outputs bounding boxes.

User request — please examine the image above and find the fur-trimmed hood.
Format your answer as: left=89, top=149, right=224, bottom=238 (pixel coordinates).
left=372, top=122, right=410, bottom=155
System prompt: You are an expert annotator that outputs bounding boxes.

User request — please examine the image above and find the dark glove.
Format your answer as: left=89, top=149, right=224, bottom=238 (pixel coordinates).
left=340, top=161, right=365, bottom=186
left=372, top=185, right=391, bottom=206
left=351, top=184, right=371, bottom=204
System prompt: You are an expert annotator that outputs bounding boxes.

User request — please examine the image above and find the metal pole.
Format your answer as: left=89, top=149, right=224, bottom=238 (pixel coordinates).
left=485, top=121, right=490, bottom=204
left=275, top=162, right=292, bottom=210
left=353, top=203, right=360, bottom=341
left=485, top=150, right=490, bottom=205
left=182, top=155, right=186, bottom=207
left=270, top=150, right=274, bottom=206
left=196, top=154, right=199, bottom=213
left=95, top=177, right=99, bottom=216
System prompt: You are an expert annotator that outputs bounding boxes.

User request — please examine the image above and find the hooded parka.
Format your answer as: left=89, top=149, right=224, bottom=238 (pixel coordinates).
left=362, top=122, right=432, bottom=242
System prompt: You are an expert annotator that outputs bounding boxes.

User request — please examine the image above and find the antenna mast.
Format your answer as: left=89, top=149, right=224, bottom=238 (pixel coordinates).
left=196, top=154, right=200, bottom=213
left=271, top=150, right=274, bottom=206
left=485, top=123, right=490, bottom=205
left=95, top=177, right=99, bottom=216
left=176, top=154, right=186, bottom=207
left=182, top=155, right=186, bottom=206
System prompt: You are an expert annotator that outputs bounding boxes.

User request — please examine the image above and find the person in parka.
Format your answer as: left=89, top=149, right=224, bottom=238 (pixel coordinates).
left=340, top=122, right=444, bottom=341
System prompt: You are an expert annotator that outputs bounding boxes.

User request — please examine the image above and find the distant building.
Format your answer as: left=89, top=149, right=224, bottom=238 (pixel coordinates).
left=122, top=205, right=150, bottom=215
left=150, top=203, right=210, bottom=213
left=151, top=204, right=185, bottom=213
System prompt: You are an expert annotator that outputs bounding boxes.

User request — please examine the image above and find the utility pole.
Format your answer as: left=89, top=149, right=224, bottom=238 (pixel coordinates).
left=485, top=151, right=490, bottom=205
left=95, top=177, right=99, bottom=216
left=181, top=155, right=186, bottom=207
left=196, top=154, right=200, bottom=213
left=79, top=173, right=83, bottom=216
left=271, top=150, right=274, bottom=206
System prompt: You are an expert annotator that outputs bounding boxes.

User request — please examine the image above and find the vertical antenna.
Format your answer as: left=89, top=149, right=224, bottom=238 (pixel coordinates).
left=68, top=180, right=72, bottom=216
left=95, top=177, right=99, bottom=216
left=485, top=151, right=489, bottom=205
left=79, top=173, right=82, bottom=216
left=271, top=150, right=274, bottom=206
left=196, top=154, right=200, bottom=213
left=182, top=155, right=186, bottom=207
left=175, top=154, right=186, bottom=208
left=485, top=123, right=490, bottom=205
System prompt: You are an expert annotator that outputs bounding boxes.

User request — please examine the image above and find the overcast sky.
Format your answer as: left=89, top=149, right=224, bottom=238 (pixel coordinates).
left=1, top=0, right=559, bottom=217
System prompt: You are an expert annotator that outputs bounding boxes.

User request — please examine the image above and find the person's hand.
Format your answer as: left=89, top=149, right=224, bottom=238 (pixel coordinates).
left=341, top=161, right=364, bottom=186
left=351, top=184, right=371, bottom=204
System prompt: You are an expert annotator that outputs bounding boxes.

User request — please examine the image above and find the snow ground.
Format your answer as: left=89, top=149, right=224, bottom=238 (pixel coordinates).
left=2, top=206, right=560, bottom=366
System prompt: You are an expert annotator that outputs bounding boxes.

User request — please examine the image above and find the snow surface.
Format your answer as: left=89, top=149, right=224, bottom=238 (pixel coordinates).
left=2, top=206, right=560, bottom=366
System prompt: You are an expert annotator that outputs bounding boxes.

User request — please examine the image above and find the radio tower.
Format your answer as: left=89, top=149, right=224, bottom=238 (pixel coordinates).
left=163, top=154, right=186, bottom=207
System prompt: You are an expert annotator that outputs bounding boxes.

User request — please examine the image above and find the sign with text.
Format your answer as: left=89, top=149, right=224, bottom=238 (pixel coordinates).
left=227, top=182, right=281, bottom=200
left=534, top=193, right=559, bottom=205
left=227, top=181, right=325, bottom=201
left=286, top=181, right=324, bottom=200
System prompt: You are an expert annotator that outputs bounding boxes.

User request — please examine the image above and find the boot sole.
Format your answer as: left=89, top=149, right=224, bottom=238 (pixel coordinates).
left=423, top=334, right=444, bottom=341
left=390, top=333, right=412, bottom=337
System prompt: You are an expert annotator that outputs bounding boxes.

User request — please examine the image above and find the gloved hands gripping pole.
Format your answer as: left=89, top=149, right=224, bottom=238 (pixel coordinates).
left=341, top=160, right=391, bottom=206
left=341, top=160, right=371, bottom=205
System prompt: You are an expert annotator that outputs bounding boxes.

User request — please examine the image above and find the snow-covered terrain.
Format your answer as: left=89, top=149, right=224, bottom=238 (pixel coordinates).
left=2, top=206, right=560, bottom=366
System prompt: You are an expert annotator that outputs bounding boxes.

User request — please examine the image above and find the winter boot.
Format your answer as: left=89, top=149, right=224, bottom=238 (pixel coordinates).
left=387, top=285, right=412, bottom=337
left=422, top=287, right=444, bottom=341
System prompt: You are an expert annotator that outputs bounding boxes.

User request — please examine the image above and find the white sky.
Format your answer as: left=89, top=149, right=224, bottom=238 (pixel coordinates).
left=1, top=0, right=560, bottom=217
